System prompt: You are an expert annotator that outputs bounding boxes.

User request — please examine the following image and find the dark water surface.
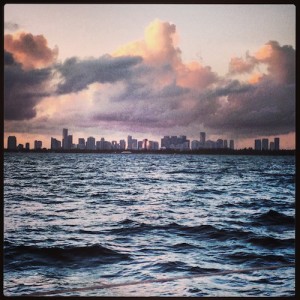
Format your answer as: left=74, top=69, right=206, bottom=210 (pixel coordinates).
left=4, top=153, right=295, bottom=296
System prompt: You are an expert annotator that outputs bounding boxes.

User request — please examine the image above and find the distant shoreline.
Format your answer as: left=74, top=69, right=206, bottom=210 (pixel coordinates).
left=3, top=149, right=295, bottom=156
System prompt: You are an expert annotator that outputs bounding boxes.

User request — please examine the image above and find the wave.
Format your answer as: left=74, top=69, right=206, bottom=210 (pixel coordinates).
left=5, top=244, right=131, bottom=268
left=252, top=210, right=294, bottom=226
left=247, top=236, right=295, bottom=248
left=226, top=251, right=290, bottom=265
left=111, top=220, right=252, bottom=242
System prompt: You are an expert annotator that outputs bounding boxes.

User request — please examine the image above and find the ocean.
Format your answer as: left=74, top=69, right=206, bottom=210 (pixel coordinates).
left=3, top=152, right=295, bottom=296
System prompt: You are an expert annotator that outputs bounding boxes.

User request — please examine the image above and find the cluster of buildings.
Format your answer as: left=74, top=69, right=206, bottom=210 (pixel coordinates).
left=6, top=128, right=281, bottom=152
left=50, top=129, right=159, bottom=151
left=254, top=137, right=280, bottom=151
left=7, top=136, right=42, bottom=151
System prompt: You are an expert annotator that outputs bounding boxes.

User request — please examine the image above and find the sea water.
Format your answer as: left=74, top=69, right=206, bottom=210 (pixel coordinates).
left=3, top=153, right=295, bottom=296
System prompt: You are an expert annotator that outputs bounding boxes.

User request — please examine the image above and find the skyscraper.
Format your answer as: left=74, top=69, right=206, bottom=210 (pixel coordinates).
left=255, top=139, right=262, bottom=151
left=51, top=138, right=61, bottom=150
left=78, top=138, right=85, bottom=150
left=262, top=138, right=269, bottom=150
left=34, top=140, right=42, bottom=150
left=120, top=140, right=126, bottom=150
left=127, top=135, right=132, bottom=150
left=7, top=136, right=17, bottom=150
left=224, top=140, right=228, bottom=148
left=229, top=140, right=234, bottom=150
left=67, top=135, right=73, bottom=150
left=62, top=128, right=68, bottom=149
left=200, top=132, right=206, bottom=147
left=274, top=137, right=280, bottom=150
left=86, top=137, right=96, bottom=150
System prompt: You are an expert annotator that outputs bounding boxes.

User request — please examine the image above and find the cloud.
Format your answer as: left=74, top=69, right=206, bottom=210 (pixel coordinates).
left=4, top=21, right=20, bottom=31
left=4, top=32, right=58, bottom=70
left=4, top=50, right=53, bottom=120
left=55, top=55, right=143, bottom=95
left=3, top=20, right=295, bottom=141
left=228, top=40, right=295, bottom=85
left=114, top=19, right=181, bottom=66
left=228, top=52, right=256, bottom=74
left=203, top=78, right=295, bottom=136
left=254, top=40, right=295, bottom=84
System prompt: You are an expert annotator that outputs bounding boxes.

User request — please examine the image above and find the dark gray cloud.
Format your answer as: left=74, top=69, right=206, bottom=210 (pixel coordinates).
left=203, top=78, right=295, bottom=136
left=55, top=54, right=143, bottom=94
left=4, top=50, right=52, bottom=120
left=260, top=41, right=295, bottom=85
left=4, top=21, right=20, bottom=31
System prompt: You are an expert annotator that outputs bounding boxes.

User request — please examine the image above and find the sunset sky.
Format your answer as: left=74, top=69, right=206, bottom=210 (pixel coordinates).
left=4, top=4, right=295, bottom=149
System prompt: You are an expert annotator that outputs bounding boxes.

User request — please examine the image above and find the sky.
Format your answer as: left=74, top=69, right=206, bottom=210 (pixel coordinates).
left=4, top=4, right=296, bottom=149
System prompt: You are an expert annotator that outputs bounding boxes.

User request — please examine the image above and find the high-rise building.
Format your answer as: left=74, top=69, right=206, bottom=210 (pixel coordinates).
left=223, top=140, right=228, bottom=149
left=142, top=139, right=148, bottom=150
left=86, top=137, right=96, bottom=150
left=200, top=132, right=206, bottom=147
left=216, top=139, right=224, bottom=149
left=67, top=135, right=73, bottom=150
left=7, top=136, right=17, bottom=150
left=274, top=137, right=280, bottom=151
left=78, top=138, right=85, bottom=150
left=191, top=140, right=200, bottom=150
left=161, top=136, right=171, bottom=149
left=34, top=140, right=42, bottom=150
left=62, top=128, right=68, bottom=149
left=131, top=139, right=138, bottom=150
left=255, top=139, right=262, bottom=151
left=229, top=140, right=234, bottom=150
left=138, top=141, right=143, bottom=150
left=127, top=135, right=132, bottom=150
left=25, top=143, right=30, bottom=150
left=120, top=140, right=126, bottom=150
left=51, top=137, right=61, bottom=150
left=262, top=138, right=269, bottom=150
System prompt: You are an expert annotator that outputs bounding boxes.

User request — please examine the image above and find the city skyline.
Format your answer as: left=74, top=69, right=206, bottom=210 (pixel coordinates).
left=6, top=127, right=284, bottom=152
left=4, top=4, right=295, bottom=150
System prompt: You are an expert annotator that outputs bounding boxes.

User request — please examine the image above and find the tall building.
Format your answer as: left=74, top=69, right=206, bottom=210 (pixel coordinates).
left=138, top=141, right=143, bottom=150
left=51, top=137, right=61, bottom=150
left=7, top=136, right=17, bottom=150
left=25, top=143, right=30, bottom=150
left=262, top=138, right=269, bottom=150
left=131, top=139, right=138, bottom=150
left=200, top=132, right=206, bottom=147
left=216, top=139, right=224, bottom=149
left=191, top=140, right=200, bottom=150
left=142, top=139, right=148, bottom=150
left=161, top=136, right=171, bottom=149
left=120, top=140, right=126, bottom=150
left=229, top=140, right=234, bottom=150
left=34, top=140, right=42, bottom=150
left=255, top=139, right=262, bottom=151
left=78, top=138, right=85, bottom=150
left=67, top=135, right=73, bottom=150
left=274, top=137, right=280, bottom=150
left=127, top=135, right=132, bottom=150
left=62, top=128, right=68, bottom=149
left=86, top=137, right=96, bottom=150
left=223, top=140, right=228, bottom=149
